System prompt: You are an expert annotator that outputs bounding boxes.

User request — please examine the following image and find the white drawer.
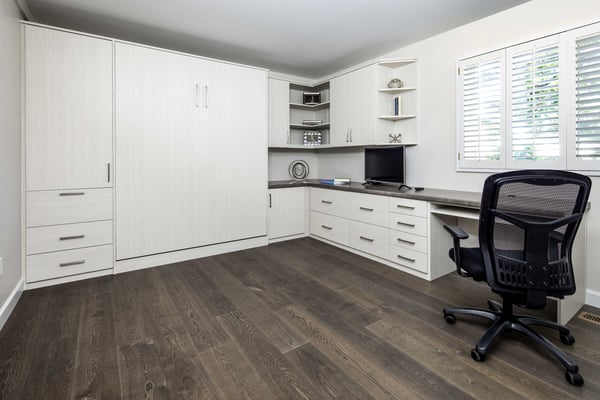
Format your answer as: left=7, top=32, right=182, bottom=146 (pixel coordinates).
left=310, top=188, right=349, bottom=217
left=27, top=244, right=113, bottom=283
left=389, top=245, right=428, bottom=273
left=347, top=193, right=389, bottom=227
left=27, top=220, right=113, bottom=255
left=389, top=230, right=428, bottom=253
left=389, top=214, right=427, bottom=236
left=310, top=211, right=348, bottom=245
left=27, top=188, right=113, bottom=227
left=389, top=198, right=427, bottom=217
left=348, top=221, right=389, bottom=259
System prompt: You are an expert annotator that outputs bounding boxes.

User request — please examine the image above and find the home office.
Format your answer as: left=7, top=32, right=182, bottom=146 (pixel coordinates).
left=1, top=0, right=600, bottom=398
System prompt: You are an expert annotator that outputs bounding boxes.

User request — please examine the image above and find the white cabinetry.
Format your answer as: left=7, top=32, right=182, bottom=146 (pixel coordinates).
left=23, top=24, right=114, bottom=285
left=115, top=43, right=267, bottom=260
left=268, top=187, right=307, bottom=240
left=268, top=78, right=290, bottom=147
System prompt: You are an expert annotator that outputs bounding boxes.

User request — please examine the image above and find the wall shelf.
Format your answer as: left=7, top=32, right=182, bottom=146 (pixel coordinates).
left=378, top=115, right=416, bottom=121
left=378, top=87, right=416, bottom=94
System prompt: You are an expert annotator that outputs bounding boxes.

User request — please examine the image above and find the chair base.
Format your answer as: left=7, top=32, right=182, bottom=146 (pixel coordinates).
left=443, top=299, right=584, bottom=386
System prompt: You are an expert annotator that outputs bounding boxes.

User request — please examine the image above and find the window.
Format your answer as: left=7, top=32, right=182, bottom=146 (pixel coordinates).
left=457, top=21, right=600, bottom=173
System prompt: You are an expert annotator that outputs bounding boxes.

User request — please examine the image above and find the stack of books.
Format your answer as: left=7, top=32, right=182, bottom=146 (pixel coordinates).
left=392, top=96, right=402, bottom=116
left=319, top=178, right=351, bottom=185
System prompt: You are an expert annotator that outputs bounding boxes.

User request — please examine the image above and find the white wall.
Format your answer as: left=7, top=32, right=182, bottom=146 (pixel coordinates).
left=282, top=0, right=600, bottom=304
left=0, top=0, right=23, bottom=324
left=269, top=150, right=319, bottom=181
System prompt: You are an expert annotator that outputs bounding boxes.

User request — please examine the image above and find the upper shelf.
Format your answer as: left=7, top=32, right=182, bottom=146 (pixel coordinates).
left=290, top=123, right=330, bottom=130
left=378, top=87, right=416, bottom=94
left=378, top=115, right=416, bottom=121
left=378, top=58, right=417, bottom=68
left=290, top=101, right=330, bottom=111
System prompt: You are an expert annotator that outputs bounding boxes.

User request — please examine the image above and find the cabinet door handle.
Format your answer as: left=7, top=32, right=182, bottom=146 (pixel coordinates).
left=286, top=130, right=290, bottom=144
left=346, top=128, right=350, bottom=143
left=396, top=204, right=415, bottom=210
left=107, top=163, right=111, bottom=183
left=397, top=255, right=416, bottom=263
left=396, top=221, right=416, bottom=227
left=59, top=235, right=85, bottom=241
left=59, top=192, right=84, bottom=196
left=269, top=193, right=272, bottom=208
left=59, top=260, right=85, bottom=268
left=321, top=200, right=332, bottom=204
left=195, top=84, right=199, bottom=107
left=397, top=238, right=416, bottom=245
left=360, top=236, right=374, bottom=242
left=321, top=225, right=333, bottom=230
left=350, top=128, right=353, bottom=142
left=359, top=206, right=374, bottom=212
left=205, top=85, right=209, bottom=108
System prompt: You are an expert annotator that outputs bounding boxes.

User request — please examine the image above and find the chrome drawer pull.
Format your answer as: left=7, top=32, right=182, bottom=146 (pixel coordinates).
left=321, top=200, right=333, bottom=204
left=396, top=204, right=415, bottom=210
left=59, top=235, right=85, bottom=241
left=321, top=225, right=333, bottom=230
left=59, top=260, right=85, bottom=267
left=360, top=236, right=374, bottom=242
left=397, top=238, right=416, bottom=245
left=59, top=192, right=85, bottom=196
left=397, top=221, right=416, bottom=227
left=397, top=255, right=416, bottom=263
left=359, top=207, right=374, bottom=212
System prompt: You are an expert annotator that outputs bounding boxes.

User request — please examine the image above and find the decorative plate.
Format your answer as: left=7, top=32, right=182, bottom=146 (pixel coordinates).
left=289, top=160, right=310, bottom=180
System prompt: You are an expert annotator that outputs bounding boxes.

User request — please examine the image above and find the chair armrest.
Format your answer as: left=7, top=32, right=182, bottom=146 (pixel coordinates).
left=443, top=224, right=469, bottom=240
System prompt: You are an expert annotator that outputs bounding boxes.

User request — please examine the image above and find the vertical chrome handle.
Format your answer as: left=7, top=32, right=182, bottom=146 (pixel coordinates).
left=346, top=129, right=349, bottom=143
left=195, top=84, right=199, bottom=107
left=107, top=163, right=111, bottom=183
left=205, top=85, right=209, bottom=108
left=286, top=130, right=290, bottom=144
left=349, top=128, right=353, bottom=143
left=269, top=193, right=272, bottom=208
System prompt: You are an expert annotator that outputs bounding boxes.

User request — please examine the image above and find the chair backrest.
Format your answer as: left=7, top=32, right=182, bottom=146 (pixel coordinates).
left=478, top=170, right=591, bottom=308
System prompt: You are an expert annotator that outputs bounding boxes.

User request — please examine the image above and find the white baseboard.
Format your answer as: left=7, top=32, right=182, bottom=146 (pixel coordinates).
left=586, top=289, right=600, bottom=308
left=0, top=278, right=24, bottom=331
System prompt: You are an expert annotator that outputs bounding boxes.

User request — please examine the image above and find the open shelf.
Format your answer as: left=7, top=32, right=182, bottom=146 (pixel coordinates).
left=378, top=58, right=417, bottom=68
left=378, top=115, right=416, bottom=121
left=290, top=123, right=330, bottom=130
left=290, top=101, right=330, bottom=111
left=378, top=87, right=416, bottom=94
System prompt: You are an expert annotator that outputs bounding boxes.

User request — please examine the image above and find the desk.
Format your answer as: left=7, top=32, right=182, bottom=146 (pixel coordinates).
left=269, top=180, right=587, bottom=324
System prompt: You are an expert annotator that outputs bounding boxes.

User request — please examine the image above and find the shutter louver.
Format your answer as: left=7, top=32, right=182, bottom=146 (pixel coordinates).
left=575, top=33, right=600, bottom=160
left=462, top=59, right=502, bottom=162
left=510, top=44, right=560, bottom=161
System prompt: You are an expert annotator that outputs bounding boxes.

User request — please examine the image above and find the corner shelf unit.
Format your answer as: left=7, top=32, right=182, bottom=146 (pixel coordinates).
left=288, top=82, right=331, bottom=147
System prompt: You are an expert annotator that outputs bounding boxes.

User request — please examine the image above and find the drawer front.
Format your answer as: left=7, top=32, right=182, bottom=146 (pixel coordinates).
left=27, top=188, right=113, bottom=227
left=389, top=198, right=427, bottom=217
left=347, top=193, right=389, bottom=227
left=389, top=245, right=428, bottom=273
left=389, top=214, right=427, bottom=236
left=389, top=230, right=428, bottom=253
left=348, top=221, right=389, bottom=259
left=27, top=244, right=113, bottom=283
left=309, top=188, right=348, bottom=217
left=27, top=220, right=113, bottom=255
left=310, top=211, right=348, bottom=245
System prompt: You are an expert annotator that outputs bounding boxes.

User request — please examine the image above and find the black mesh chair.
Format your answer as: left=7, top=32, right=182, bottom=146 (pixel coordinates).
left=443, top=170, right=591, bottom=386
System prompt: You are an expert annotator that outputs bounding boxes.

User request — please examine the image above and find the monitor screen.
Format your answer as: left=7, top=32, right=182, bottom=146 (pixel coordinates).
left=364, top=146, right=405, bottom=184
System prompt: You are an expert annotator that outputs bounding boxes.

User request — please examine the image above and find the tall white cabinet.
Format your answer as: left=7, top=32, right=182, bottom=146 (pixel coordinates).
left=23, top=24, right=114, bottom=285
left=115, top=43, right=268, bottom=260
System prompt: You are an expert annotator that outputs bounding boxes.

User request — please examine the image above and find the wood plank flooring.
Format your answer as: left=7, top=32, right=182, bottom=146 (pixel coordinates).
left=1, top=237, right=600, bottom=399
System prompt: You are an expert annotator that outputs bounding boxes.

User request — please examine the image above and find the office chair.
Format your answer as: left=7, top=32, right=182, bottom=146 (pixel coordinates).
left=443, top=170, right=591, bottom=386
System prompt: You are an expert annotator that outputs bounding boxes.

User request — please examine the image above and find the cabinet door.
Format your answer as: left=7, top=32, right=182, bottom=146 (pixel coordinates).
left=268, top=78, right=290, bottom=146
left=268, top=187, right=306, bottom=239
left=329, top=74, right=349, bottom=146
left=25, top=25, right=113, bottom=190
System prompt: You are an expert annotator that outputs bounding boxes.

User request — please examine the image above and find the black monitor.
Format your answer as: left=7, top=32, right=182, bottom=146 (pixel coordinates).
left=364, top=146, right=405, bottom=185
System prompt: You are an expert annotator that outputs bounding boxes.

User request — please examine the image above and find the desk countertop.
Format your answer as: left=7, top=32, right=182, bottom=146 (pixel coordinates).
left=269, top=180, right=482, bottom=209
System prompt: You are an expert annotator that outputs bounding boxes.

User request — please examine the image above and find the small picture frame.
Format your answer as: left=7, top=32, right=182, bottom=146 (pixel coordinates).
left=303, top=92, right=321, bottom=105
left=303, top=131, right=322, bottom=146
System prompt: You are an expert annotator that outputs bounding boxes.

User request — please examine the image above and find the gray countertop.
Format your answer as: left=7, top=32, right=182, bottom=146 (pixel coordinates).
left=269, top=179, right=482, bottom=208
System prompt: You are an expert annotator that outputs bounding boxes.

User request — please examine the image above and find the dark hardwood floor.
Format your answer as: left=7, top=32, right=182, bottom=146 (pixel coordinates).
left=1, top=237, right=600, bottom=399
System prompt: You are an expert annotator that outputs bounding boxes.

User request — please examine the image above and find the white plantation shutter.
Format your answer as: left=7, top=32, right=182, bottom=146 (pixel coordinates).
left=576, top=32, right=600, bottom=159
left=458, top=51, right=504, bottom=169
left=507, top=37, right=561, bottom=168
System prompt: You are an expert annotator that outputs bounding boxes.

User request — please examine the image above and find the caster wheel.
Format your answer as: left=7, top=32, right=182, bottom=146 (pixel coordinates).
left=444, top=314, right=456, bottom=324
left=565, top=370, right=584, bottom=386
left=560, top=334, right=575, bottom=345
left=471, top=348, right=485, bottom=362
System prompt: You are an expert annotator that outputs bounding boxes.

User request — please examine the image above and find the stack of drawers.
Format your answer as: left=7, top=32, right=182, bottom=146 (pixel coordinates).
left=309, top=188, right=349, bottom=244
left=389, top=198, right=428, bottom=273
left=26, top=188, right=113, bottom=283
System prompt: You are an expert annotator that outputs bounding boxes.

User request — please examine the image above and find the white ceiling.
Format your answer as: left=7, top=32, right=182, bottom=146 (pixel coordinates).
left=23, top=0, right=529, bottom=78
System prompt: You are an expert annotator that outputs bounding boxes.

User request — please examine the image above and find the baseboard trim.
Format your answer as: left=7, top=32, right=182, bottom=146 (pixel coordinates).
left=0, top=278, right=24, bottom=331
left=586, top=289, right=600, bottom=308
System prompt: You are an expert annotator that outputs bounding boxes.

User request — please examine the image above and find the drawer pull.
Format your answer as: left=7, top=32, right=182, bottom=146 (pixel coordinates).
left=321, top=200, right=333, bottom=204
left=397, top=204, right=416, bottom=210
left=59, top=235, right=85, bottom=241
left=359, top=206, right=374, bottom=212
left=396, top=221, right=416, bottom=227
left=360, top=236, right=374, bottom=242
left=321, top=225, right=333, bottom=230
left=397, top=238, right=416, bottom=245
left=59, top=192, right=85, bottom=196
left=59, top=260, right=86, bottom=268
left=397, top=255, right=416, bottom=263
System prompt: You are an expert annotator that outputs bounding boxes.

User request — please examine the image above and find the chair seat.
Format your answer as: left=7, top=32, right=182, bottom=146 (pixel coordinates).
left=449, top=247, right=486, bottom=281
